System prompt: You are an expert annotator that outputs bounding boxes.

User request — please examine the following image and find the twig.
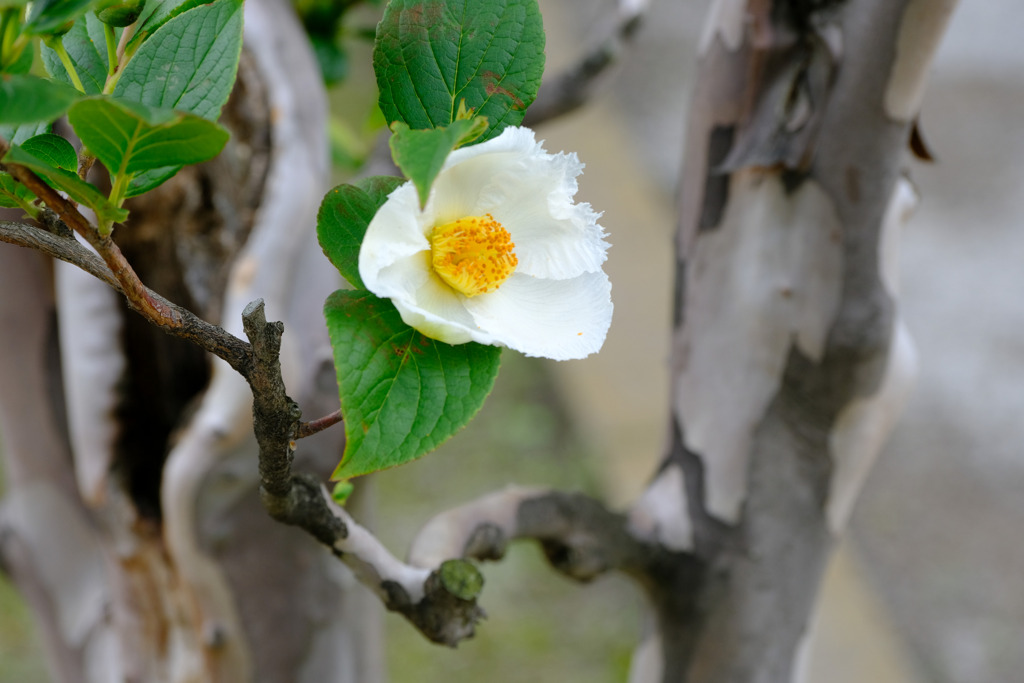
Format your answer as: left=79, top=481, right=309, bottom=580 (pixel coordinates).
left=240, top=301, right=486, bottom=646
left=0, top=139, right=180, bottom=330
left=0, top=219, right=251, bottom=373
left=409, top=486, right=691, bottom=584
left=0, top=180, right=487, bottom=646
left=296, top=408, right=343, bottom=438
left=524, top=0, right=648, bottom=126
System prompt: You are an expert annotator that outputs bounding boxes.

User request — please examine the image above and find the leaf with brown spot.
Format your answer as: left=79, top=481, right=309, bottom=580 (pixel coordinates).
left=373, top=0, right=545, bottom=141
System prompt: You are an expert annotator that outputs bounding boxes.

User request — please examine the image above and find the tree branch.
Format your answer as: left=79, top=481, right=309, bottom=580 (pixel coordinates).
left=0, top=218, right=252, bottom=373
left=239, top=300, right=486, bottom=646
left=0, top=216, right=486, bottom=646
left=409, top=486, right=693, bottom=588
left=524, top=0, right=648, bottom=126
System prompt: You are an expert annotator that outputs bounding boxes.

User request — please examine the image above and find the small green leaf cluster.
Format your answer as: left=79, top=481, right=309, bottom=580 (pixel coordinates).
left=316, top=0, right=545, bottom=480
left=0, top=0, right=243, bottom=231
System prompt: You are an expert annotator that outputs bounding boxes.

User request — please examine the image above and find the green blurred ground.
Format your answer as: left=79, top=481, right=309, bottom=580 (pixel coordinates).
left=0, top=467, right=49, bottom=682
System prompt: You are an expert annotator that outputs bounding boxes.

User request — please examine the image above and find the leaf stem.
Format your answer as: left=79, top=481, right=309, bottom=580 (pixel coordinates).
left=100, top=22, right=137, bottom=94
left=45, top=37, right=86, bottom=93
left=0, top=9, right=14, bottom=66
left=116, top=21, right=136, bottom=62
left=103, top=171, right=134, bottom=234
left=296, top=409, right=344, bottom=439
left=78, top=151, right=97, bottom=181
left=103, top=23, right=118, bottom=77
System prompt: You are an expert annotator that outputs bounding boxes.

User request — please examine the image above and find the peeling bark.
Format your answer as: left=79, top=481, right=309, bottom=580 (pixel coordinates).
left=626, top=0, right=955, bottom=680
left=0, top=0, right=382, bottom=680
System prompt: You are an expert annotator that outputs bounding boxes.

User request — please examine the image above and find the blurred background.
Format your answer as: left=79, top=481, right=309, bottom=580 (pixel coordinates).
left=2, top=1, right=1022, bottom=681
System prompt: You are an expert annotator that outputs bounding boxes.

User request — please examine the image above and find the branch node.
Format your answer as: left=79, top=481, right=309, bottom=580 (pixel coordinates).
left=463, top=523, right=508, bottom=561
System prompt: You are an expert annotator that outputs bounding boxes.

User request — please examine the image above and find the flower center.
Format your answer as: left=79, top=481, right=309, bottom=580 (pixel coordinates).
left=429, top=214, right=517, bottom=297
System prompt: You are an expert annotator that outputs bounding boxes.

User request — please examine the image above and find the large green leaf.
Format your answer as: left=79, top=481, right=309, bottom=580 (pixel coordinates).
left=40, top=13, right=118, bottom=94
left=68, top=97, right=228, bottom=176
left=373, top=0, right=545, bottom=140
left=2, top=143, right=128, bottom=226
left=128, top=0, right=208, bottom=50
left=317, top=175, right=405, bottom=289
left=324, top=289, right=501, bottom=479
left=0, top=74, right=79, bottom=124
left=389, top=117, right=487, bottom=207
left=113, top=0, right=243, bottom=120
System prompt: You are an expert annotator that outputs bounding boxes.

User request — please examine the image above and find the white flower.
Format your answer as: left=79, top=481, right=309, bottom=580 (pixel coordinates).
left=358, top=126, right=613, bottom=361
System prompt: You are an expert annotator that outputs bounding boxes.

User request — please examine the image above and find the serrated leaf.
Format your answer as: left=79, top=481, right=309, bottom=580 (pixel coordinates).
left=373, top=0, right=544, bottom=141
left=40, top=13, right=119, bottom=94
left=129, top=0, right=208, bottom=49
left=68, top=97, right=228, bottom=177
left=324, top=289, right=501, bottom=479
left=389, top=117, right=487, bottom=207
left=317, top=175, right=405, bottom=288
left=113, top=0, right=244, bottom=120
left=24, top=0, right=93, bottom=34
left=2, top=143, right=128, bottom=225
left=20, top=133, right=77, bottom=171
left=0, top=74, right=79, bottom=124
left=125, top=165, right=181, bottom=197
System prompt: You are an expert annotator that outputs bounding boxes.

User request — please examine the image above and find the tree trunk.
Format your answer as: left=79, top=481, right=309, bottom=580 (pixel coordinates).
left=626, top=0, right=956, bottom=680
left=0, top=1, right=383, bottom=681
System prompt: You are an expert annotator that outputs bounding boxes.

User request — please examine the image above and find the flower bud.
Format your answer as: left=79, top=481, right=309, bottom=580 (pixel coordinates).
left=96, top=0, right=146, bottom=27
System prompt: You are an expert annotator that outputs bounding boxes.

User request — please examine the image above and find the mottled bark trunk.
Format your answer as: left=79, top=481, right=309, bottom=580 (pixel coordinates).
left=627, top=0, right=954, bottom=680
left=0, top=1, right=382, bottom=681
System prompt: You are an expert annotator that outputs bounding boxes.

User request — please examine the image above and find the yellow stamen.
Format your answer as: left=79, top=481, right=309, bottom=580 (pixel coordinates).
left=429, top=214, right=517, bottom=297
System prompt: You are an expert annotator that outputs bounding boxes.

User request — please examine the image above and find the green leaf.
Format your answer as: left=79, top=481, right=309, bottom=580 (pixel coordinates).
left=68, top=97, right=228, bottom=177
left=5, top=40, right=35, bottom=75
left=24, top=0, right=93, bottom=34
left=389, top=117, right=487, bottom=208
left=317, top=175, right=405, bottom=289
left=0, top=121, right=51, bottom=145
left=0, top=172, right=33, bottom=209
left=114, top=0, right=244, bottom=120
left=0, top=74, right=79, bottom=124
left=40, top=13, right=118, bottom=94
left=125, top=165, right=180, bottom=198
left=19, top=133, right=77, bottom=171
left=2, top=143, right=129, bottom=225
left=129, top=0, right=208, bottom=49
left=324, top=289, right=501, bottom=479
left=373, top=0, right=545, bottom=140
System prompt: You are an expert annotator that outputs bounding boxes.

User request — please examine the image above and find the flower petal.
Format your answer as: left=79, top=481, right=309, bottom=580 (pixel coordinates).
left=359, top=181, right=430, bottom=278
left=373, top=252, right=487, bottom=345
left=440, top=126, right=608, bottom=280
left=487, top=160, right=608, bottom=280
left=462, top=272, right=613, bottom=361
